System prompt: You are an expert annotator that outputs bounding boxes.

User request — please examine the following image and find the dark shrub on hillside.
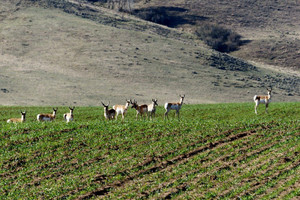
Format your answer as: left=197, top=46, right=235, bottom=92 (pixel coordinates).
left=86, top=0, right=107, bottom=2
left=195, top=24, right=242, bottom=53
left=133, top=8, right=171, bottom=26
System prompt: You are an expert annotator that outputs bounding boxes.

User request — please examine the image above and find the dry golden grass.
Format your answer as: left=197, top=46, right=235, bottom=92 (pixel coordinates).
left=134, top=0, right=300, bottom=71
left=0, top=0, right=299, bottom=106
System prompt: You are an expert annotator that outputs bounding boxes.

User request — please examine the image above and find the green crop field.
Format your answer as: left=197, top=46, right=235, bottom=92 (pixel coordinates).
left=0, top=102, right=299, bottom=199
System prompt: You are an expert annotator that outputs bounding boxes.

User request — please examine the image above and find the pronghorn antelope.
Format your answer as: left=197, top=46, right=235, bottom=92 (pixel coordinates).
left=63, top=107, right=75, bottom=123
left=113, top=99, right=131, bottom=120
left=7, top=111, right=26, bottom=123
left=148, top=99, right=158, bottom=120
left=102, top=102, right=116, bottom=120
left=37, top=108, right=58, bottom=122
left=164, top=95, right=185, bottom=120
left=131, top=99, right=148, bottom=120
left=253, top=88, right=272, bottom=114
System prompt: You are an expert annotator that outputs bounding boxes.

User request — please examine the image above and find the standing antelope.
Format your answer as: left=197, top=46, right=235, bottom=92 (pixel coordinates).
left=7, top=111, right=26, bottom=123
left=63, top=107, right=75, bottom=123
left=37, top=108, right=58, bottom=122
left=113, top=99, right=131, bottom=120
left=131, top=99, right=148, bottom=120
left=148, top=99, right=158, bottom=120
left=253, top=88, right=272, bottom=114
left=102, top=102, right=116, bottom=120
left=164, top=95, right=185, bottom=120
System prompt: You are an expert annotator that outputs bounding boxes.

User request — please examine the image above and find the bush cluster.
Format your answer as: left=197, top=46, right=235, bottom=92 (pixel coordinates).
left=133, top=8, right=171, bottom=26
left=195, top=24, right=242, bottom=53
left=86, top=0, right=107, bottom=2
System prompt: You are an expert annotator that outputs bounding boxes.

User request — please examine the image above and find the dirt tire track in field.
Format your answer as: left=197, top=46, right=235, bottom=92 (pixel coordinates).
left=255, top=171, right=298, bottom=199
left=58, top=125, right=252, bottom=199
left=1, top=126, right=88, bottom=174
left=119, top=125, right=287, bottom=198
left=94, top=126, right=244, bottom=179
left=2, top=152, right=105, bottom=198
left=114, top=125, right=298, bottom=192
left=25, top=154, right=106, bottom=188
left=139, top=127, right=298, bottom=199
left=1, top=126, right=90, bottom=182
left=211, top=141, right=298, bottom=189
left=238, top=159, right=299, bottom=198
left=276, top=175, right=300, bottom=199
left=1, top=128, right=31, bottom=140
left=184, top=152, right=299, bottom=199
left=2, top=143, right=89, bottom=182
left=208, top=145, right=299, bottom=199
left=155, top=131, right=294, bottom=199
left=2, top=126, right=87, bottom=147
left=76, top=126, right=270, bottom=199
left=142, top=130, right=289, bottom=199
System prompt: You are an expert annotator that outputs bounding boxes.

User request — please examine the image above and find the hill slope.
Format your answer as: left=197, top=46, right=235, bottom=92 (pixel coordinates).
left=0, top=0, right=299, bottom=106
left=133, top=0, right=300, bottom=72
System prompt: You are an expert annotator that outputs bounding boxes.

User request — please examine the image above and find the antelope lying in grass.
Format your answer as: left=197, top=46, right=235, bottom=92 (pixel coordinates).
left=63, top=107, right=75, bottom=123
left=164, top=95, right=185, bottom=120
left=7, top=111, right=26, bottom=123
left=253, top=88, right=272, bottom=114
left=148, top=99, right=158, bottom=120
left=131, top=99, right=148, bottom=120
left=37, top=108, right=58, bottom=122
left=102, top=102, right=116, bottom=120
left=113, top=100, right=131, bottom=120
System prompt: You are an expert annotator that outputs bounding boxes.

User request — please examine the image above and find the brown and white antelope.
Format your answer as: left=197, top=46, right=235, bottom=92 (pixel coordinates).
left=131, top=99, right=148, bottom=120
left=148, top=99, right=158, bottom=120
left=63, top=107, right=75, bottom=123
left=253, top=88, right=272, bottom=114
left=7, top=111, right=26, bottom=123
left=102, top=102, right=116, bottom=120
left=164, top=95, right=185, bottom=120
left=113, top=99, right=131, bottom=120
left=37, top=108, right=58, bottom=122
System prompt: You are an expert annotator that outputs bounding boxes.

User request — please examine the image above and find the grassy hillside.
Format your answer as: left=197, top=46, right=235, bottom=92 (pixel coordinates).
left=1, top=102, right=299, bottom=199
left=133, top=0, right=300, bottom=71
left=0, top=0, right=299, bottom=106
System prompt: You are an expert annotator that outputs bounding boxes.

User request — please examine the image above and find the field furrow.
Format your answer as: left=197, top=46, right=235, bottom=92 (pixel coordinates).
left=57, top=125, right=261, bottom=198
left=255, top=168, right=299, bottom=199
left=154, top=129, right=298, bottom=199
left=90, top=124, right=292, bottom=198
left=0, top=103, right=299, bottom=199
left=113, top=126, right=279, bottom=198
left=77, top=128, right=263, bottom=199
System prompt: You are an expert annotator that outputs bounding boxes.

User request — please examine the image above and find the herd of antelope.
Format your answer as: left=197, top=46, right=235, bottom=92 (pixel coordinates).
left=6, top=88, right=273, bottom=124
left=6, top=95, right=185, bottom=123
left=101, top=96, right=184, bottom=121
